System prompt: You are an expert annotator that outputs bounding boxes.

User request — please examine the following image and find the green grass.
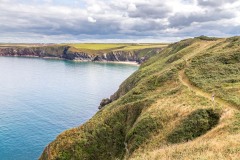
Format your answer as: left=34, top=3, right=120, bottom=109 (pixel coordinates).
left=167, top=108, right=220, bottom=143
left=40, top=36, right=240, bottom=160
left=185, top=50, right=240, bottom=107
left=68, top=43, right=168, bottom=51
left=229, top=112, right=240, bottom=134
left=68, top=43, right=127, bottom=50
left=196, top=35, right=220, bottom=41
left=126, top=114, right=160, bottom=153
left=0, top=43, right=167, bottom=60
left=115, top=44, right=168, bottom=51
left=0, top=43, right=168, bottom=51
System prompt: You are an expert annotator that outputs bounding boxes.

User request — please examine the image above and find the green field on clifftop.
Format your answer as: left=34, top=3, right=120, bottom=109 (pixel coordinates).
left=68, top=43, right=168, bottom=51
left=0, top=43, right=168, bottom=56
left=40, top=36, right=240, bottom=160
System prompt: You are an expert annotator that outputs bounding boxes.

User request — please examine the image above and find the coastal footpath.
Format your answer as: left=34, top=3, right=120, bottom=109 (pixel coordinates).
left=40, top=36, right=240, bottom=160
left=39, top=36, right=239, bottom=159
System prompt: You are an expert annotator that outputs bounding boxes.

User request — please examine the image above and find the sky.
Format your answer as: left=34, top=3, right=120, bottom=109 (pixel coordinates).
left=0, top=0, right=240, bottom=43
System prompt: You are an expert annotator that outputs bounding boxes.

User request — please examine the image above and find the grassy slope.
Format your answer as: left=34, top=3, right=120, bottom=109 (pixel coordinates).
left=68, top=43, right=127, bottom=50
left=66, top=43, right=168, bottom=57
left=40, top=37, right=240, bottom=160
left=68, top=43, right=167, bottom=51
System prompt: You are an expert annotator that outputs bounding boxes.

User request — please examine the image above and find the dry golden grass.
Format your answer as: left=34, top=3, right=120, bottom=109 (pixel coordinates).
left=130, top=108, right=240, bottom=160
left=128, top=38, right=240, bottom=160
left=40, top=37, right=240, bottom=160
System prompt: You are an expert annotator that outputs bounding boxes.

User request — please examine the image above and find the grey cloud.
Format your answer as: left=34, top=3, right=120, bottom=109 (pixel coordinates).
left=128, top=4, right=171, bottom=19
left=197, top=0, right=238, bottom=7
left=167, top=22, right=240, bottom=38
left=0, top=3, right=121, bottom=36
left=0, top=0, right=239, bottom=43
left=169, top=9, right=235, bottom=27
left=0, top=1, right=166, bottom=39
left=0, top=17, right=121, bottom=36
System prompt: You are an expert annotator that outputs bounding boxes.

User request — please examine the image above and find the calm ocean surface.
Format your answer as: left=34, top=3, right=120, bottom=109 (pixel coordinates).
left=0, top=57, right=138, bottom=160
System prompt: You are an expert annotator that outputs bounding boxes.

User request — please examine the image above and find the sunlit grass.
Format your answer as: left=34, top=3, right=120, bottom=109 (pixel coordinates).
left=40, top=36, right=240, bottom=160
left=68, top=43, right=168, bottom=51
left=114, top=44, right=168, bottom=51
left=69, top=43, right=126, bottom=50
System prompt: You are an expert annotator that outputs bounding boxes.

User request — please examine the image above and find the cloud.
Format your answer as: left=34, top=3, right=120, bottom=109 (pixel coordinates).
left=88, top=17, right=97, bottom=23
left=197, top=0, right=238, bottom=7
left=0, top=0, right=239, bottom=43
left=127, top=3, right=137, bottom=12
left=127, top=3, right=171, bottom=19
left=169, top=9, right=235, bottom=27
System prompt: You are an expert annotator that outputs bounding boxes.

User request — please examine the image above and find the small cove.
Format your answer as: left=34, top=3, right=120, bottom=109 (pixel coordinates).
left=0, top=57, right=138, bottom=160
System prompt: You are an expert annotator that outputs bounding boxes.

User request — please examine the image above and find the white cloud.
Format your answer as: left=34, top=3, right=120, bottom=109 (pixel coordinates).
left=127, top=3, right=137, bottom=12
left=87, top=4, right=102, bottom=13
left=87, top=16, right=97, bottom=23
left=0, top=0, right=239, bottom=43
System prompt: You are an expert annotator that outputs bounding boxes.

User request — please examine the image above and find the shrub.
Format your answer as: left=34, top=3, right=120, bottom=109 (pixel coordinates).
left=196, top=35, right=219, bottom=41
left=126, top=115, right=160, bottom=153
left=167, top=109, right=220, bottom=143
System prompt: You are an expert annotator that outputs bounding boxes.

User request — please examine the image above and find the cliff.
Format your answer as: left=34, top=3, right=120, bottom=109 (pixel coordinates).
left=0, top=45, right=163, bottom=64
left=40, top=36, right=240, bottom=160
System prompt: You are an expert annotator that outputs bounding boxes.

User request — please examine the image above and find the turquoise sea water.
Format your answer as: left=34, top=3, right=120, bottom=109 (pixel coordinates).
left=0, top=57, right=138, bottom=160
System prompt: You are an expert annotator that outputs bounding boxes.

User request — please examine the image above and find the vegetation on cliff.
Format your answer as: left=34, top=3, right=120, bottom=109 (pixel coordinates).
left=0, top=43, right=167, bottom=63
left=40, top=36, right=240, bottom=160
left=68, top=43, right=167, bottom=51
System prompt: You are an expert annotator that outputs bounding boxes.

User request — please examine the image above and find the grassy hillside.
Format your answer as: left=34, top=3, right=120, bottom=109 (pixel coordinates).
left=68, top=43, right=126, bottom=50
left=68, top=43, right=167, bottom=51
left=0, top=44, right=167, bottom=64
left=40, top=36, right=240, bottom=160
left=0, top=43, right=168, bottom=58
left=65, top=43, right=168, bottom=56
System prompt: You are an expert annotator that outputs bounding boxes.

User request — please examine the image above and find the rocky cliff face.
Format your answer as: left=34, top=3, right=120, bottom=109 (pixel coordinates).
left=0, top=46, right=161, bottom=64
left=93, top=51, right=137, bottom=62
left=62, top=51, right=93, bottom=61
left=0, top=46, right=67, bottom=58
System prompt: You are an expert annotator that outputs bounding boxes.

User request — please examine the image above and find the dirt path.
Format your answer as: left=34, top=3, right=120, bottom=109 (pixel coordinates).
left=179, top=69, right=237, bottom=110
left=177, top=39, right=238, bottom=110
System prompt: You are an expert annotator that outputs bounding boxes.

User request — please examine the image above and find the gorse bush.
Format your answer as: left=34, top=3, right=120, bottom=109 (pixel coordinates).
left=167, top=109, right=220, bottom=143
left=196, top=35, right=219, bottom=41
left=225, top=36, right=240, bottom=48
left=126, top=115, right=160, bottom=153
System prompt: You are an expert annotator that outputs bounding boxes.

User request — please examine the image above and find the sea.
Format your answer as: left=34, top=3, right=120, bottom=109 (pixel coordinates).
left=0, top=57, right=138, bottom=159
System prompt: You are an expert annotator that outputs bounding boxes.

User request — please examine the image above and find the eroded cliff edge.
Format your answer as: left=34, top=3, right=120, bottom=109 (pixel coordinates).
left=0, top=45, right=163, bottom=64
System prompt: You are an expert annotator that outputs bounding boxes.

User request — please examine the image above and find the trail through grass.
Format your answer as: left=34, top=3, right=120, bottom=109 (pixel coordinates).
left=178, top=39, right=238, bottom=110
left=40, top=37, right=240, bottom=160
left=179, top=69, right=237, bottom=110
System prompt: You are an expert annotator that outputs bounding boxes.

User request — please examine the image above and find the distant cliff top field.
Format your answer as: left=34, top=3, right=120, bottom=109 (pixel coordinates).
left=0, top=43, right=168, bottom=52
left=0, top=43, right=168, bottom=63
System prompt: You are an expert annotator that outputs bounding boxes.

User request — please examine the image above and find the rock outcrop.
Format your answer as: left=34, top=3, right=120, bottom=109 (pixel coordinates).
left=98, top=98, right=112, bottom=109
left=0, top=46, right=162, bottom=64
left=0, top=46, right=67, bottom=58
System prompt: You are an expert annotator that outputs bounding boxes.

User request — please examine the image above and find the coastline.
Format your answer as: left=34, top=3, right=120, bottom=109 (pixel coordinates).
left=0, top=55, right=65, bottom=60
left=0, top=55, right=140, bottom=66
left=76, top=60, right=140, bottom=66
